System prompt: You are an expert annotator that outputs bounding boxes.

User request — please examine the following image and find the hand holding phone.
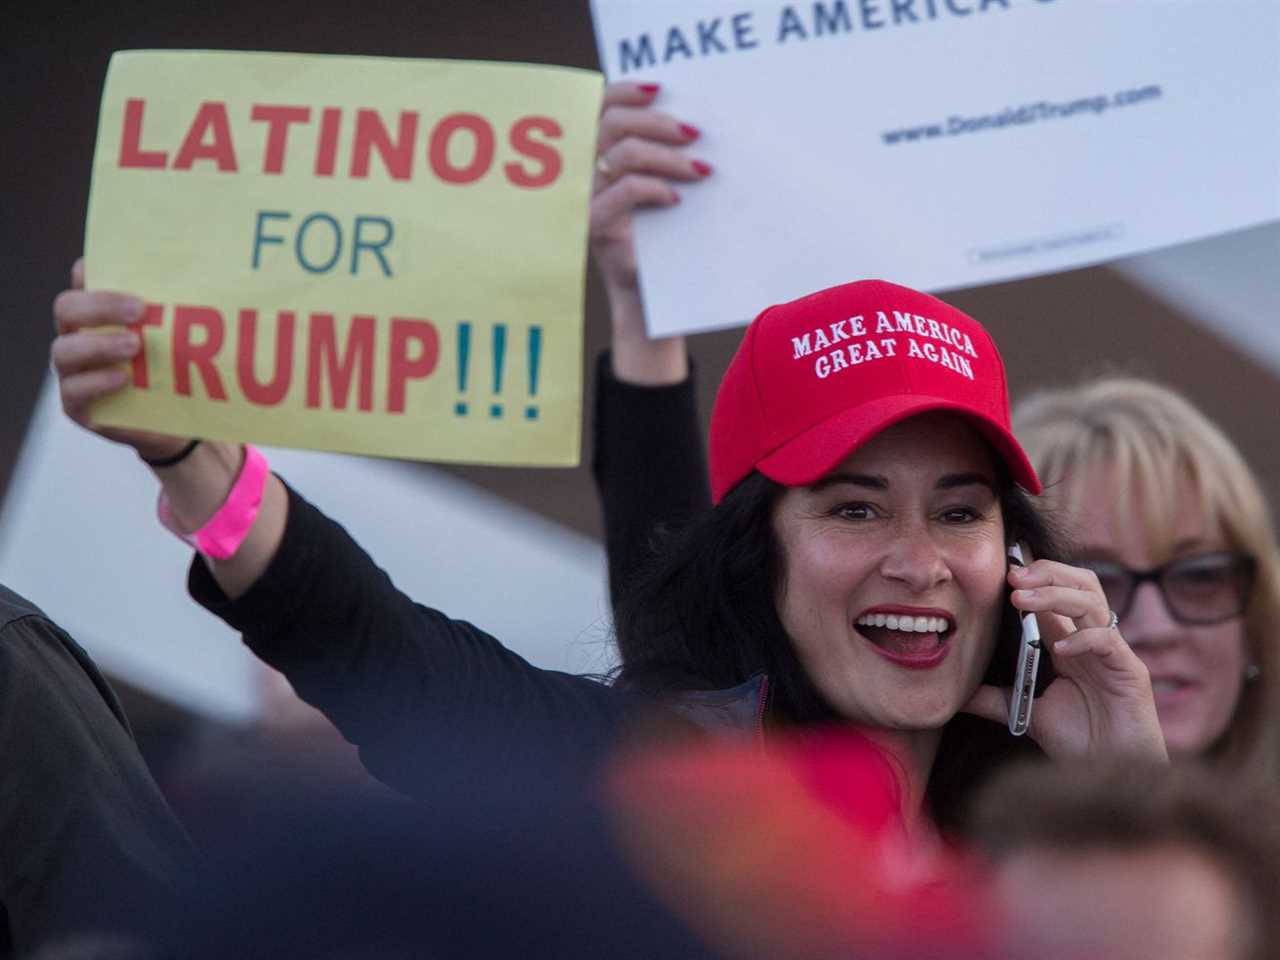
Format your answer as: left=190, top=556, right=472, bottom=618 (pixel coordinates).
left=1007, top=544, right=1041, bottom=736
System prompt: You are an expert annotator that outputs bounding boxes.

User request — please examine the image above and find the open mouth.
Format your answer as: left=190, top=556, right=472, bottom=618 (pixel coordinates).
left=854, top=612, right=954, bottom=659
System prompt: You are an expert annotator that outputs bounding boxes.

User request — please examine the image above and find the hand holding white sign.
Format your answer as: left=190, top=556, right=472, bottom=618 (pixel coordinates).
left=589, top=82, right=711, bottom=384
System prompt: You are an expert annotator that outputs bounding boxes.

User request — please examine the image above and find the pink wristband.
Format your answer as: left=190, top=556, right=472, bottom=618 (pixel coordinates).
left=157, top=445, right=269, bottom=560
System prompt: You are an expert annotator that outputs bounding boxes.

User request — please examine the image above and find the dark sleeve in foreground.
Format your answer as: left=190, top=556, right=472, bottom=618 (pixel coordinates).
left=591, top=353, right=713, bottom=611
left=0, top=603, right=195, bottom=955
left=189, top=485, right=646, bottom=798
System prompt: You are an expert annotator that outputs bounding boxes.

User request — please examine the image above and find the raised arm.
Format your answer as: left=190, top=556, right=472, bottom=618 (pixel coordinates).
left=588, top=84, right=715, bottom=605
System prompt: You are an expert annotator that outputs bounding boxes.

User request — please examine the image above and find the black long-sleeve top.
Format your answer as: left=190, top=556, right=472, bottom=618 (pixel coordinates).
left=188, top=489, right=648, bottom=798
left=590, top=354, right=711, bottom=609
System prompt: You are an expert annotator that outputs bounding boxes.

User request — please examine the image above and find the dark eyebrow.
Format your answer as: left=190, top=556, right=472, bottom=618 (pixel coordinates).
left=936, top=472, right=995, bottom=492
left=808, top=472, right=887, bottom=492
left=808, top=472, right=994, bottom=493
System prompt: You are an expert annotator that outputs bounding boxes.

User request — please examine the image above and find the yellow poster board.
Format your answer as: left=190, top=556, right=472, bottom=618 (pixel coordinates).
left=85, top=50, right=602, bottom=466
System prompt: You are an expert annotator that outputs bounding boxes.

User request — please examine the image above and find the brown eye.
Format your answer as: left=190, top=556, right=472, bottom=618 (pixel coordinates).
left=835, top=503, right=874, bottom=521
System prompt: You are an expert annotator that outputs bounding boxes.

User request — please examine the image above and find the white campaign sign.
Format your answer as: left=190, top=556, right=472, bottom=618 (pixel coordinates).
left=589, top=0, right=1280, bottom=336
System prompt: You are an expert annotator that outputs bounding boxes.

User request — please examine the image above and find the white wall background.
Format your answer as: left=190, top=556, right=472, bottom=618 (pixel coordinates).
left=1115, top=222, right=1280, bottom=372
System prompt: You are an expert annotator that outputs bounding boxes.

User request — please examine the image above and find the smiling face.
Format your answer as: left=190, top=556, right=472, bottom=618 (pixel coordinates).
left=771, top=413, right=1008, bottom=731
left=1067, top=466, right=1249, bottom=759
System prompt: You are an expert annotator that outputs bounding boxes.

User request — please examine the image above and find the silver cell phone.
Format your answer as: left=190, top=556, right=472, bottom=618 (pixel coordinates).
left=1007, top=543, right=1041, bottom=737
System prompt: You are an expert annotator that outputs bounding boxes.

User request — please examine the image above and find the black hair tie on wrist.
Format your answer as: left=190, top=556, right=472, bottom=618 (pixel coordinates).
left=141, top=439, right=201, bottom=469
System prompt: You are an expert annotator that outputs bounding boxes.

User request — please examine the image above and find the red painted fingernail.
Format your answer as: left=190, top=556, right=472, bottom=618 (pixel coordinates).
left=638, top=83, right=660, bottom=96
left=669, top=190, right=681, bottom=204
left=692, top=160, right=713, bottom=177
left=679, top=123, right=701, bottom=141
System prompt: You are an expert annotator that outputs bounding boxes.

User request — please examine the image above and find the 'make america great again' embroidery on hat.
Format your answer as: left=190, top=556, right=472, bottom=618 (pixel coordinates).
left=787, top=309, right=981, bottom=382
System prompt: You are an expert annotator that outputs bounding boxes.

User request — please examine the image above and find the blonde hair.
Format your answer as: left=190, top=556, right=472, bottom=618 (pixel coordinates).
left=1014, top=377, right=1280, bottom=781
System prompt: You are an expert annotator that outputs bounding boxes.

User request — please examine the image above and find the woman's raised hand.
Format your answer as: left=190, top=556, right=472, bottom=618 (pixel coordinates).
left=590, top=82, right=710, bottom=385
left=51, top=258, right=191, bottom=462
left=964, top=559, right=1168, bottom=761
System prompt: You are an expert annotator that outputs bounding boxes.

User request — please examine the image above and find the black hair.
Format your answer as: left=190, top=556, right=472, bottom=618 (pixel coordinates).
left=614, top=464, right=1061, bottom=833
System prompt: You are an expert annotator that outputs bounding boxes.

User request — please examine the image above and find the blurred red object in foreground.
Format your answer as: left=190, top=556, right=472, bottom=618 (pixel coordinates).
left=606, top=728, right=997, bottom=960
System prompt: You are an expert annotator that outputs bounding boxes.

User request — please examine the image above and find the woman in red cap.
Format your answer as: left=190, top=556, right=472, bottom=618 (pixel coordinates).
left=606, top=275, right=1164, bottom=819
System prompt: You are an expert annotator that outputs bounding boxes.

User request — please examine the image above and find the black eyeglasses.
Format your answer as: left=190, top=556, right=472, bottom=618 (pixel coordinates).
left=1079, top=551, right=1256, bottom=626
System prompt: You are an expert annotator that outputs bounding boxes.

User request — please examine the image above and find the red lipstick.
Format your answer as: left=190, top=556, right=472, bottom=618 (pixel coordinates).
left=854, top=605, right=955, bottom=670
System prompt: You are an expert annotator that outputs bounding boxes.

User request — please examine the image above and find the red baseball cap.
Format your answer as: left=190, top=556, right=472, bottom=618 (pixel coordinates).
left=709, top=279, right=1040, bottom=503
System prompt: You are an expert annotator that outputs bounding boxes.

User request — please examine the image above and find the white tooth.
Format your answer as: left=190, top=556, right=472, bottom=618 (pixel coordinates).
left=936, top=618, right=947, bottom=633
left=856, top=615, right=869, bottom=626
left=886, top=615, right=900, bottom=630
left=927, top=618, right=939, bottom=633
left=875, top=614, right=887, bottom=627
left=913, top=616, right=929, bottom=632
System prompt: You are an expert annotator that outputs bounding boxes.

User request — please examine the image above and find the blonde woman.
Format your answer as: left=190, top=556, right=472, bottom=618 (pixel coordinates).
left=1015, top=378, right=1280, bottom=779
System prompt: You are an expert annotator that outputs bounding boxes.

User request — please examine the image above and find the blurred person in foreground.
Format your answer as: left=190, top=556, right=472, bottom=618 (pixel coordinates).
left=969, top=759, right=1280, bottom=960
left=605, top=736, right=1279, bottom=960
left=0, top=584, right=194, bottom=957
